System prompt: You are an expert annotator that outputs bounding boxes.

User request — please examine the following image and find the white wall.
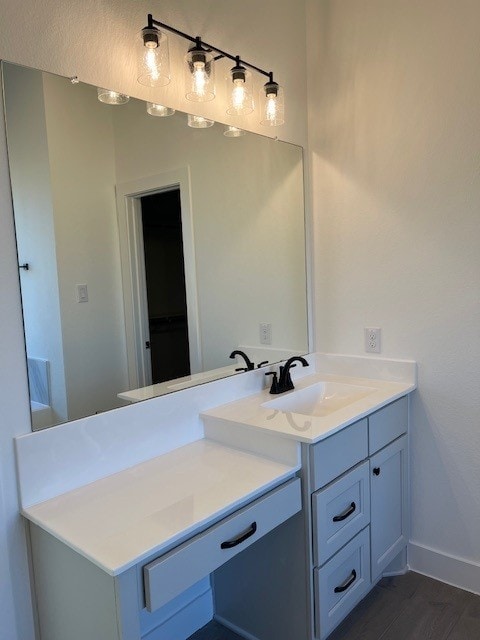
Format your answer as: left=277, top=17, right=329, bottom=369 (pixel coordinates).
left=0, top=2, right=308, bottom=639
left=3, top=64, right=68, bottom=423
left=0, top=93, right=36, bottom=640
left=307, top=0, right=480, bottom=588
left=112, top=101, right=307, bottom=371
left=42, top=75, right=129, bottom=420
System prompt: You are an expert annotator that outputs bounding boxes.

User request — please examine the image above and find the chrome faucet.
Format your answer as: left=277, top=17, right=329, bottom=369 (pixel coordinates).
left=265, top=356, right=309, bottom=394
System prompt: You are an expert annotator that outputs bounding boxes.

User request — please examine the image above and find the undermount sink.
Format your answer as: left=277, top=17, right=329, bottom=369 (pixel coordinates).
left=262, top=381, right=376, bottom=417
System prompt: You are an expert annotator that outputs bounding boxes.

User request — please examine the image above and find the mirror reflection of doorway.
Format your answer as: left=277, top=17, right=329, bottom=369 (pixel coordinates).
left=140, top=189, right=191, bottom=384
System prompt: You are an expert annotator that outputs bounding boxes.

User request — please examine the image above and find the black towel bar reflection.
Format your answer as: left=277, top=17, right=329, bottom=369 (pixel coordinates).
left=221, top=522, right=257, bottom=549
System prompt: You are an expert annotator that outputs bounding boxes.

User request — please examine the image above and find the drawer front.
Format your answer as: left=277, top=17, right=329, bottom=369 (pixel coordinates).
left=315, top=527, right=371, bottom=640
left=310, top=419, right=368, bottom=491
left=312, top=461, right=370, bottom=567
left=369, top=396, right=408, bottom=454
left=144, top=477, right=301, bottom=613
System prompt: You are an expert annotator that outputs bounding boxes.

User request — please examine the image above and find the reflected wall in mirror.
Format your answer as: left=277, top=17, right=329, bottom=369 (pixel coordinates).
left=2, top=61, right=308, bottom=431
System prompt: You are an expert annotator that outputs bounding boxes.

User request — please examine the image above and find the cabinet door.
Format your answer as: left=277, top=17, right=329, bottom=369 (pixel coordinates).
left=370, top=435, right=408, bottom=582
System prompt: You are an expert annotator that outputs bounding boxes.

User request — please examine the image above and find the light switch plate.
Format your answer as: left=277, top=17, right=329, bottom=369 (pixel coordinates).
left=76, top=284, right=88, bottom=303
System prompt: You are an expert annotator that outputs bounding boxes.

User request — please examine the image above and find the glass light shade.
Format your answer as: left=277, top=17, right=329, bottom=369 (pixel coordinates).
left=226, top=67, right=254, bottom=115
left=260, top=82, right=285, bottom=126
left=187, top=114, right=215, bottom=128
left=146, top=102, right=175, bottom=117
left=97, top=87, right=130, bottom=105
left=224, top=126, right=246, bottom=137
left=137, top=28, right=170, bottom=87
left=185, top=48, right=215, bottom=102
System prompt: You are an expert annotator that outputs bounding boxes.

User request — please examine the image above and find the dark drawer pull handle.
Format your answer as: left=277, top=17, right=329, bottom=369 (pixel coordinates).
left=373, top=467, right=381, bottom=476
left=334, top=569, right=357, bottom=593
left=333, top=502, right=356, bottom=522
left=221, top=522, right=257, bottom=549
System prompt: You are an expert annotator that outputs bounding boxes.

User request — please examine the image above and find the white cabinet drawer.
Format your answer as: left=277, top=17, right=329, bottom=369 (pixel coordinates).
left=143, top=478, right=301, bottom=613
left=310, top=419, right=368, bottom=491
left=314, top=527, right=371, bottom=640
left=312, top=461, right=370, bottom=567
left=369, top=396, right=408, bottom=454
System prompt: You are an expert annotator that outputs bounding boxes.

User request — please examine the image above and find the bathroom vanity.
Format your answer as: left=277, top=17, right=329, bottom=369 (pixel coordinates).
left=15, top=354, right=416, bottom=640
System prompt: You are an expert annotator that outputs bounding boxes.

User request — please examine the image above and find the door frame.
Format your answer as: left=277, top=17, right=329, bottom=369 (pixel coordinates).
left=116, top=168, right=202, bottom=390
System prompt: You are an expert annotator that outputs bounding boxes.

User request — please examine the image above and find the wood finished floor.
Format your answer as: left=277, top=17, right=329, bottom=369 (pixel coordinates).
left=188, top=572, right=480, bottom=640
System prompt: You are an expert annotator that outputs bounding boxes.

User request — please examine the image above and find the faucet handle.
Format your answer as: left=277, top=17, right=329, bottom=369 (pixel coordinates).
left=280, top=364, right=296, bottom=391
left=265, top=371, right=280, bottom=394
left=257, top=360, right=269, bottom=368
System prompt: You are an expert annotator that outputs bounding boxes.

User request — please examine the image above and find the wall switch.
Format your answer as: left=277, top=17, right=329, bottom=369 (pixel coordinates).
left=365, top=327, right=381, bottom=353
left=260, top=322, right=272, bottom=345
left=76, top=284, right=88, bottom=303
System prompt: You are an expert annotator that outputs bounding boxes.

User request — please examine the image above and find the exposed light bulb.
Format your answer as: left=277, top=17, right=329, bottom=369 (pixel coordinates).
left=185, top=44, right=215, bottom=102
left=192, top=61, right=207, bottom=98
left=144, top=48, right=160, bottom=83
left=260, top=80, right=284, bottom=126
left=226, top=62, right=253, bottom=116
left=232, top=79, right=246, bottom=111
left=265, top=92, right=278, bottom=123
left=137, top=27, right=170, bottom=87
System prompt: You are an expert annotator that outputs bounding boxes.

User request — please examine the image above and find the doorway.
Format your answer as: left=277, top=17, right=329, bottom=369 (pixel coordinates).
left=116, top=168, right=202, bottom=391
left=140, top=189, right=190, bottom=383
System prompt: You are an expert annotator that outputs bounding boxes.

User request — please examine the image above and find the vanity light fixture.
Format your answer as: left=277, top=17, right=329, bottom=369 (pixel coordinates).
left=187, top=114, right=215, bottom=128
left=138, top=24, right=171, bottom=86
left=260, top=75, right=284, bottom=126
left=224, top=125, right=246, bottom=137
left=97, top=87, right=130, bottom=105
left=185, top=39, right=215, bottom=102
left=146, top=102, right=175, bottom=117
left=226, top=57, right=254, bottom=115
left=138, top=13, right=284, bottom=126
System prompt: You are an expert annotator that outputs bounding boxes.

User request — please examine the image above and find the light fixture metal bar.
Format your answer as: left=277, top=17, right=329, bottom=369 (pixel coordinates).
left=147, top=13, right=273, bottom=80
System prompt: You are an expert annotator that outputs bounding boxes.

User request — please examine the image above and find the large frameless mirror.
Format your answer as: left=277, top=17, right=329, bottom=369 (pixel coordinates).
left=2, top=61, right=308, bottom=430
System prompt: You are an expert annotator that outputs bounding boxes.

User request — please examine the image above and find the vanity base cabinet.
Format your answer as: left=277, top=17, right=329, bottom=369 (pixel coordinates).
left=28, top=478, right=302, bottom=640
left=29, top=524, right=141, bottom=640
left=308, top=396, right=409, bottom=640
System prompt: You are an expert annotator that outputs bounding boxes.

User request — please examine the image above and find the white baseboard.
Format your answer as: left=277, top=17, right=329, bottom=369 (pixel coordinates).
left=215, top=614, right=260, bottom=640
left=141, top=578, right=213, bottom=640
left=409, top=541, right=480, bottom=595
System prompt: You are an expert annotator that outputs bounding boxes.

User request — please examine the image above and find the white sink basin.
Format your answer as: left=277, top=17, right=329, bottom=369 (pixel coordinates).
left=262, top=381, right=376, bottom=417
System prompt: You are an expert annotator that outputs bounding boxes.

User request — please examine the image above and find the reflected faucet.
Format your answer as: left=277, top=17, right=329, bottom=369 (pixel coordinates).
left=230, top=350, right=255, bottom=372
left=265, top=356, right=309, bottom=394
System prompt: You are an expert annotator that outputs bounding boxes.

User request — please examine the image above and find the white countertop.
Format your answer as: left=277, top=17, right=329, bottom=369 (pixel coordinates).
left=118, top=364, right=239, bottom=402
left=201, top=372, right=416, bottom=444
left=22, top=439, right=299, bottom=576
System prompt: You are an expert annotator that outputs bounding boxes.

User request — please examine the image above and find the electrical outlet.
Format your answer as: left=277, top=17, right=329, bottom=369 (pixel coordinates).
left=260, top=322, right=272, bottom=345
left=365, top=327, right=381, bottom=353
